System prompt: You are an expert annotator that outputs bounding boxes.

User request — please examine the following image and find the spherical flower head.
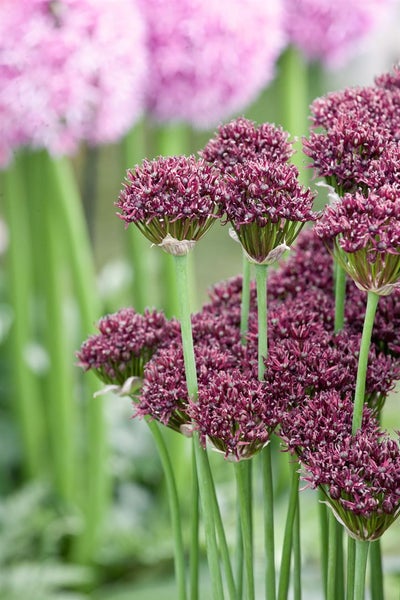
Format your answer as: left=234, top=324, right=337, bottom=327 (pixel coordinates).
left=223, top=159, right=316, bottom=264
left=138, top=0, right=284, bottom=128
left=117, top=155, right=225, bottom=254
left=188, top=369, right=277, bottom=461
left=375, top=63, right=400, bottom=93
left=282, top=0, right=395, bottom=68
left=310, top=86, right=400, bottom=140
left=76, top=308, right=171, bottom=389
left=281, top=391, right=400, bottom=541
left=303, top=118, right=386, bottom=194
left=200, top=117, right=293, bottom=173
left=315, top=186, right=400, bottom=295
left=0, top=0, right=147, bottom=166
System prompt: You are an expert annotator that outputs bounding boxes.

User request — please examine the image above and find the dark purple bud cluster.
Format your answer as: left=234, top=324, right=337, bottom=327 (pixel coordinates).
left=116, top=155, right=225, bottom=249
left=76, top=308, right=171, bottom=385
left=280, top=391, right=400, bottom=540
left=315, top=187, right=400, bottom=294
left=200, top=116, right=293, bottom=173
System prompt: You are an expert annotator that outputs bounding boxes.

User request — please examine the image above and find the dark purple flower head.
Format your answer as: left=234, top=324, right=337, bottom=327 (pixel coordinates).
left=303, top=118, right=386, bottom=194
left=375, top=64, right=400, bottom=93
left=116, top=155, right=225, bottom=254
left=200, top=117, right=293, bottom=173
left=310, top=86, right=400, bottom=140
left=315, top=187, right=400, bottom=294
left=188, top=369, right=278, bottom=461
left=222, top=158, right=316, bottom=263
left=363, top=143, right=400, bottom=191
left=76, top=308, right=172, bottom=387
left=281, top=391, right=400, bottom=540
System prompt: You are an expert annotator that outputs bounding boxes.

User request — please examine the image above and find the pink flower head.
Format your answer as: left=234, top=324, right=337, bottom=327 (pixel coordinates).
left=117, top=155, right=225, bottom=253
left=223, top=159, right=316, bottom=263
left=283, top=0, right=394, bottom=68
left=76, top=308, right=171, bottom=386
left=315, top=186, right=400, bottom=295
left=138, top=0, right=284, bottom=128
left=375, top=63, right=400, bottom=92
left=0, top=0, right=147, bottom=166
left=200, top=117, right=293, bottom=173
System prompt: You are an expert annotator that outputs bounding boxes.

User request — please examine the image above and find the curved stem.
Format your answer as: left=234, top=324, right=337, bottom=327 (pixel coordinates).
left=263, top=446, right=276, bottom=600
left=354, top=541, right=369, bottom=600
left=352, top=292, right=379, bottom=434
left=147, top=420, right=187, bottom=600
left=255, top=264, right=268, bottom=381
left=240, top=255, right=251, bottom=344
left=234, top=460, right=254, bottom=600
left=278, top=459, right=299, bottom=600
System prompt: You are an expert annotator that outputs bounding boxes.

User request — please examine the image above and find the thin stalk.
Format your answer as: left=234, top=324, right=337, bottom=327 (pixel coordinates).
left=147, top=420, right=187, bottom=600
left=327, top=513, right=337, bottom=600
left=2, top=159, right=45, bottom=478
left=293, top=492, right=301, bottom=600
left=235, top=511, right=244, bottom=600
left=234, top=461, right=254, bottom=600
left=263, top=446, right=276, bottom=600
left=190, top=441, right=199, bottom=600
left=335, top=525, right=345, bottom=600
left=255, top=264, right=268, bottom=381
left=240, top=255, right=251, bottom=344
left=352, top=292, right=380, bottom=434
left=278, top=459, right=299, bottom=600
left=318, top=489, right=329, bottom=598
left=346, top=537, right=356, bottom=600
left=369, top=541, right=384, bottom=600
left=334, top=263, right=346, bottom=332
left=46, top=154, right=107, bottom=562
left=354, top=541, right=369, bottom=600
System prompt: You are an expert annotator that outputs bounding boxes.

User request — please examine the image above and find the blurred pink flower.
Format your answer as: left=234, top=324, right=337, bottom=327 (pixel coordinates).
left=0, top=0, right=147, bottom=166
left=283, top=0, right=395, bottom=67
left=138, top=0, right=285, bottom=129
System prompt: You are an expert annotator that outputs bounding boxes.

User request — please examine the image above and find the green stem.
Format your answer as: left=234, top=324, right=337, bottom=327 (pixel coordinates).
left=347, top=537, right=356, bottom=600
left=369, top=541, right=384, bottom=600
left=190, top=440, right=199, bottom=600
left=235, top=509, right=244, bottom=600
left=278, top=459, right=299, bottom=600
left=335, top=524, right=345, bottom=600
left=255, top=264, right=268, bottom=381
left=318, top=489, right=329, bottom=598
left=352, top=292, right=379, bottom=434
left=293, top=490, right=301, bottom=600
left=240, top=255, right=251, bottom=344
left=46, top=154, right=107, bottom=561
left=354, top=541, right=369, bottom=600
left=234, top=461, right=254, bottom=600
left=334, top=263, right=346, bottom=333
left=263, top=446, right=276, bottom=600
left=147, top=420, right=187, bottom=600
left=2, top=158, right=45, bottom=478
left=327, top=513, right=337, bottom=600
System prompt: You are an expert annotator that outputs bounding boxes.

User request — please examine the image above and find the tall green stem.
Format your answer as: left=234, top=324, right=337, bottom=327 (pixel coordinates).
left=190, top=441, right=199, bottom=600
left=318, top=489, right=329, bottom=598
left=354, top=541, right=369, bottom=600
left=263, top=446, right=276, bottom=600
left=255, top=264, right=268, bottom=381
left=352, top=292, right=379, bottom=434
left=2, top=159, right=45, bottom=478
left=346, top=537, right=356, bottom=600
left=147, top=420, right=187, bottom=600
left=278, top=459, right=299, bottom=600
left=369, top=540, right=384, bottom=600
left=327, top=513, right=338, bottom=600
left=334, top=263, right=346, bottom=332
left=240, top=255, right=251, bottom=344
left=293, top=490, right=301, bottom=600
left=234, top=461, right=254, bottom=600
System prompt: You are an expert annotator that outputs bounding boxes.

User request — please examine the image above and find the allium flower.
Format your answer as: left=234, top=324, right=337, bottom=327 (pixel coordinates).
left=222, top=159, right=316, bottom=264
left=281, top=391, right=400, bottom=541
left=76, top=308, right=171, bottom=389
left=188, top=369, right=278, bottom=461
left=282, top=0, right=395, bottom=68
left=315, top=186, right=400, bottom=295
left=309, top=86, right=400, bottom=139
left=375, top=63, right=400, bottom=92
left=200, top=117, right=293, bottom=173
left=116, top=155, right=225, bottom=254
left=303, top=118, right=386, bottom=194
left=363, top=143, right=400, bottom=190
left=138, top=0, right=284, bottom=128
left=0, top=0, right=147, bottom=166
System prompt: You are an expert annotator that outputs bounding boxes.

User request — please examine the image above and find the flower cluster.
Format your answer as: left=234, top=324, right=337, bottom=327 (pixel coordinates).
left=0, top=0, right=147, bottom=165
left=281, top=391, right=400, bottom=540
left=138, top=0, right=284, bottom=128
left=314, top=187, right=400, bottom=294
left=116, top=155, right=225, bottom=253
left=200, top=117, right=293, bottom=172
